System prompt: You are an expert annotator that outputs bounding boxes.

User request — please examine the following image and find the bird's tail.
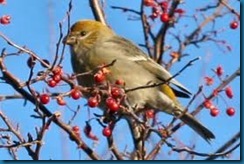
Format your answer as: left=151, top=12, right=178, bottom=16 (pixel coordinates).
left=160, top=84, right=215, bottom=142
left=179, top=112, right=215, bottom=143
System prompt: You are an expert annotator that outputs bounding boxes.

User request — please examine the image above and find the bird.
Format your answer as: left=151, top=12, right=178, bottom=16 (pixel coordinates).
left=63, top=19, right=215, bottom=142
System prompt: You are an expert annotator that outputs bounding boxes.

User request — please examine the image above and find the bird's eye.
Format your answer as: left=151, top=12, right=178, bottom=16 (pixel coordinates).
left=80, top=31, right=87, bottom=36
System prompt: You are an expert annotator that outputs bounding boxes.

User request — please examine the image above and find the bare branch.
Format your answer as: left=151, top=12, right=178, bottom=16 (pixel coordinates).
left=89, top=0, right=107, bottom=24
left=205, top=132, right=240, bottom=160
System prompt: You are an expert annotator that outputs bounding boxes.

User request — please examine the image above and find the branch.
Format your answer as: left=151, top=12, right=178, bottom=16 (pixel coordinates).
left=146, top=67, right=240, bottom=159
left=107, top=133, right=124, bottom=160
left=170, top=67, right=240, bottom=135
left=140, top=2, right=155, bottom=58
left=166, top=141, right=240, bottom=159
left=0, top=110, right=36, bottom=159
left=220, top=0, right=240, bottom=18
left=205, top=132, right=240, bottom=160
left=89, top=0, right=106, bottom=25
left=0, top=94, right=24, bottom=101
left=0, top=32, right=50, bottom=69
left=179, top=2, right=225, bottom=54
left=0, top=56, right=101, bottom=160
left=125, top=57, right=199, bottom=93
left=110, top=6, right=140, bottom=15
left=154, top=0, right=181, bottom=63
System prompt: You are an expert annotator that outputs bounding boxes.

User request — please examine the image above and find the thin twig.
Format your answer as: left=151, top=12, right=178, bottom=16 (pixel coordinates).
left=125, top=57, right=199, bottom=93
left=0, top=32, right=50, bottom=69
left=146, top=67, right=240, bottom=159
left=0, top=57, right=101, bottom=160
left=111, top=6, right=140, bottom=15
left=205, top=132, right=240, bottom=160
left=0, top=111, right=36, bottom=159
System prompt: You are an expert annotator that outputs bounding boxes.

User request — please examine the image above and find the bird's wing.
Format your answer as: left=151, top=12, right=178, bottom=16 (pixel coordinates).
left=102, top=36, right=191, bottom=96
left=136, top=58, right=191, bottom=96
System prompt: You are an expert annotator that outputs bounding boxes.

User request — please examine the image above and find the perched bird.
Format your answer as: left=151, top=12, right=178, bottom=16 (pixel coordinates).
left=63, top=20, right=215, bottom=142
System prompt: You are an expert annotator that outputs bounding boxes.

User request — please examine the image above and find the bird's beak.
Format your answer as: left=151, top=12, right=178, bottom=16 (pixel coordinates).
left=63, top=35, right=76, bottom=45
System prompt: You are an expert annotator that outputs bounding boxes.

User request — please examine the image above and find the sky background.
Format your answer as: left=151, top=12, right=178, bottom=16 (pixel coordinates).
left=0, top=0, right=240, bottom=160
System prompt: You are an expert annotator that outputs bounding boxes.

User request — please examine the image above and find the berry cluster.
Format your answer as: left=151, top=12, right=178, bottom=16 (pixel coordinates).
left=87, top=69, right=128, bottom=137
left=38, top=65, right=71, bottom=106
left=47, top=66, right=63, bottom=88
left=94, top=67, right=110, bottom=83
left=88, top=86, right=124, bottom=113
left=143, top=0, right=185, bottom=22
left=203, top=66, right=236, bottom=117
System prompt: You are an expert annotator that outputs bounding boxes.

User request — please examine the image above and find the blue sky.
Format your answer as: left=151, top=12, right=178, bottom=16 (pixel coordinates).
left=0, top=0, right=240, bottom=160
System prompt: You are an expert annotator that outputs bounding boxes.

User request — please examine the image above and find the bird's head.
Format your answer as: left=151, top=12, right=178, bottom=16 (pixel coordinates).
left=63, top=20, right=115, bottom=53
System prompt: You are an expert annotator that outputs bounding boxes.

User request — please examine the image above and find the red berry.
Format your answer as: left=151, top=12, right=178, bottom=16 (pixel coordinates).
left=106, top=97, right=120, bottom=112
left=0, top=0, right=6, bottom=4
left=57, top=97, right=66, bottom=106
left=204, top=76, right=214, bottom=86
left=88, top=97, right=99, bottom=108
left=52, top=66, right=63, bottom=75
left=40, top=94, right=50, bottom=104
left=160, top=1, right=168, bottom=10
left=230, top=21, right=238, bottom=29
left=71, top=89, right=82, bottom=100
left=210, top=108, right=219, bottom=117
left=160, top=13, right=169, bottom=23
left=0, top=15, right=11, bottom=25
left=146, top=109, right=155, bottom=119
left=216, top=66, right=224, bottom=76
left=115, top=79, right=125, bottom=86
left=109, top=103, right=120, bottom=112
left=225, top=86, right=234, bottom=99
left=226, top=107, right=235, bottom=116
left=94, top=72, right=105, bottom=83
left=72, top=125, right=80, bottom=132
left=111, top=87, right=122, bottom=98
left=203, top=99, right=212, bottom=109
left=52, top=74, right=61, bottom=83
left=102, top=127, right=112, bottom=137
left=72, top=126, right=80, bottom=138
left=143, top=0, right=155, bottom=7
left=47, top=79, right=57, bottom=88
